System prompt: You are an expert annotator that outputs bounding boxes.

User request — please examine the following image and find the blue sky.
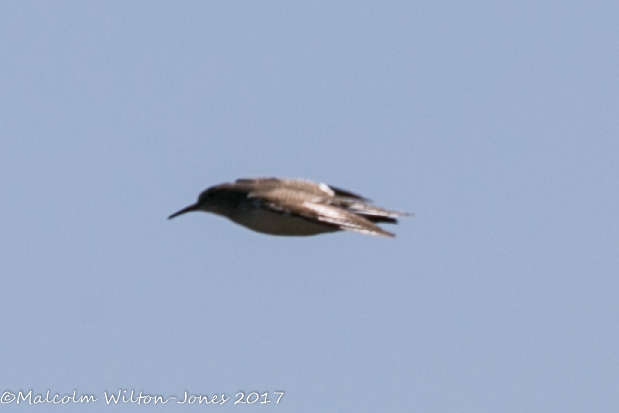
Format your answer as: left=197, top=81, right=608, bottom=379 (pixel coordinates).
left=1, top=1, right=618, bottom=412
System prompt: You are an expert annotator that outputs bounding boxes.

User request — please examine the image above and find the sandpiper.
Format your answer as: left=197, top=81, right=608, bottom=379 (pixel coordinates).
left=168, top=177, right=410, bottom=237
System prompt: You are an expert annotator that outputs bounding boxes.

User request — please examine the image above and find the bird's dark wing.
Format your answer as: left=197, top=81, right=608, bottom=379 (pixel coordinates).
left=235, top=177, right=333, bottom=197
left=248, top=189, right=395, bottom=237
left=236, top=177, right=371, bottom=200
left=327, top=185, right=368, bottom=200
left=328, top=197, right=411, bottom=223
left=299, top=202, right=395, bottom=237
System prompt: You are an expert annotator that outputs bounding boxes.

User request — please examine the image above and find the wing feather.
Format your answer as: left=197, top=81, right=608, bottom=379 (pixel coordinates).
left=248, top=189, right=394, bottom=237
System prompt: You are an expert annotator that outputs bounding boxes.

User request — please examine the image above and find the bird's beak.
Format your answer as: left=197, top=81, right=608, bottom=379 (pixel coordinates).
left=168, top=203, right=198, bottom=220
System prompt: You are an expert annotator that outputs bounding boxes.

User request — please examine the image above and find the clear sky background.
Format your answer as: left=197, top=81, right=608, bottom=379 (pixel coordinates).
left=1, top=1, right=618, bottom=412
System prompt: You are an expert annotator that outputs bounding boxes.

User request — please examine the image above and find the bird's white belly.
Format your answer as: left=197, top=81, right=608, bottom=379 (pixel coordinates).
left=231, top=207, right=337, bottom=236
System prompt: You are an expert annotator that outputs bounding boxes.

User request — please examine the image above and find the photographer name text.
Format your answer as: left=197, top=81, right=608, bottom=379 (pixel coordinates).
left=1, top=389, right=284, bottom=406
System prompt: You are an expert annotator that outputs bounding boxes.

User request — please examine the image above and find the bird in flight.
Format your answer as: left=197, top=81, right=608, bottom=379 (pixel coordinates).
left=168, top=177, right=410, bottom=237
